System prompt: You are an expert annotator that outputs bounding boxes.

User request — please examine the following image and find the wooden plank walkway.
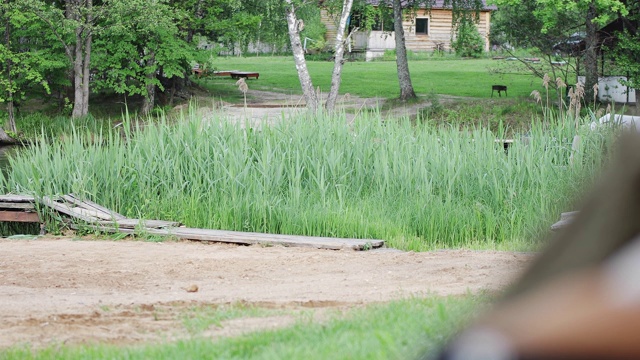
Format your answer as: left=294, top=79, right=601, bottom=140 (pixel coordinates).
left=79, top=224, right=382, bottom=250
left=0, top=194, right=384, bottom=250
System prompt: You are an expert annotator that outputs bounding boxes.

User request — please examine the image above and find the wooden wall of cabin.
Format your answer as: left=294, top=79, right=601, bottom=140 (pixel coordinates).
left=321, top=8, right=492, bottom=54
left=403, top=9, right=491, bottom=52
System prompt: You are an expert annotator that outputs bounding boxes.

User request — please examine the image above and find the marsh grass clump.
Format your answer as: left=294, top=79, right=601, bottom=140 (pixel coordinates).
left=0, top=110, right=612, bottom=250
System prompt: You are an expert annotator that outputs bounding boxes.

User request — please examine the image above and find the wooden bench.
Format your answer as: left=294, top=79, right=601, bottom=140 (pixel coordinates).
left=230, top=71, right=259, bottom=80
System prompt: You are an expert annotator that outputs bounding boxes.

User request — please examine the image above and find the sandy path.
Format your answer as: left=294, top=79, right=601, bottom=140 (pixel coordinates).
left=0, top=238, right=532, bottom=348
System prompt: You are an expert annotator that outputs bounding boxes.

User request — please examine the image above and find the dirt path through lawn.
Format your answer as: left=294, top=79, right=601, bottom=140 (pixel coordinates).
left=191, top=87, right=471, bottom=125
left=0, top=237, right=532, bottom=349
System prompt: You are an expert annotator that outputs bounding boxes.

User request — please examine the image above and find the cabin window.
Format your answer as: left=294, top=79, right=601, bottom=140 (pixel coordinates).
left=415, top=18, right=429, bottom=35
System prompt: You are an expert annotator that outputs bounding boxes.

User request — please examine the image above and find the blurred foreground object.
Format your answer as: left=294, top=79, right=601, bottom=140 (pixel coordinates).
left=431, top=132, right=640, bottom=360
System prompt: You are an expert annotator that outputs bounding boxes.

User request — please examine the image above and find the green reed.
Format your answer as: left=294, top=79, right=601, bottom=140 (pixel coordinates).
left=0, top=110, right=611, bottom=250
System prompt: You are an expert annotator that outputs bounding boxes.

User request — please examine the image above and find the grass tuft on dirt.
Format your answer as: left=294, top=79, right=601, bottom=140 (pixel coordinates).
left=1, top=296, right=479, bottom=360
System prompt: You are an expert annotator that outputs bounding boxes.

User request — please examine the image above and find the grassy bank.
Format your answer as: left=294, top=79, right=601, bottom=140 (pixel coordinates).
left=1, top=296, right=477, bottom=359
left=0, top=110, right=609, bottom=250
left=205, top=57, right=543, bottom=99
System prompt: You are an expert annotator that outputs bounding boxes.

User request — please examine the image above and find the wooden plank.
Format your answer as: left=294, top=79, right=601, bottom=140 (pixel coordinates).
left=63, top=194, right=127, bottom=220
left=0, top=195, right=35, bottom=203
left=0, top=202, right=36, bottom=210
left=0, top=210, right=40, bottom=223
left=96, top=218, right=181, bottom=229
left=67, top=207, right=115, bottom=221
left=79, top=224, right=384, bottom=251
left=551, top=211, right=579, bottom=231
left=551, top=219, right=573, bottom=231
left=560, top=211, right=579, bottom=221
left=39, top=196, right=98, bottom=223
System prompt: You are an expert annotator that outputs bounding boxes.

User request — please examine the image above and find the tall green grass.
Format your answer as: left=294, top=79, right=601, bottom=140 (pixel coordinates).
left=0, top=110, right=611, bottom=250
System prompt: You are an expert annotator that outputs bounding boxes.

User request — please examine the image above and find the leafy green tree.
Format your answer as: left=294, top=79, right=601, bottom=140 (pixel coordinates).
left=93, top=0, right=192, bottom=115
left=494, top=0, right=629, bottom=101
left=15, top=0, right=97, bottom=118
left=1, top=0, right=56, bottom=138
left=609, top=1, right=639, bottom=107
left=170, top=0, right=267, bottom=55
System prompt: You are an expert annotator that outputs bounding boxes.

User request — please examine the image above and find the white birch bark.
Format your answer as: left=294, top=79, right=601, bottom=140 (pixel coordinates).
left=284, top=0, right=318, bottom=112
left=325, top=0, right=354, bottom=112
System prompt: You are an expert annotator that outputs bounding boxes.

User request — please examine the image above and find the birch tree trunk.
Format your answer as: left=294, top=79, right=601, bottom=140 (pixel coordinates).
left=325, top=0, right=354, bottom=112
left=392, top=0, right=416, bottom=101
left=284, top=0, right=318, bottom=112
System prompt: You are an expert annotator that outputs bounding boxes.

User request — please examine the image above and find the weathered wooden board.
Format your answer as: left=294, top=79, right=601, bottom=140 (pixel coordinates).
left=31, top=193, right=384, bottom=251
left=0, top=195, right=36, bottom=203
left=0, top=210, right=40, bottom=222
left=39, top=196, right=97, bottom=223
left=80, top=224, right=384, bottom=251
left=66, top=207, right=115, bottom=221
left=97, top=218, right=181, bottom=229
left=551, top=211, right=579, bottom=231
left=63, top=194, right=127, bottom=220
left=560, top=211, right=579, bottom=221
left=0, top=202, right=36, bottom=210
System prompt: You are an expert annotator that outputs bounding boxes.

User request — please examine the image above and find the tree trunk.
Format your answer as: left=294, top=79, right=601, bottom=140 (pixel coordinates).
left=325, top=0, right=354, bottom=112
left=583, top=0, right=598, bottom=103
left=0, top=127, right=18, bottom=144
left=285, top=0, right=318, bottom=112
left=141, top=51, right=157, bottom=116
left=71, top=25, right=85, bottom=119
left=81, top=1, right=91, bottom=117
left=4, top=2, right=16, bottom=133
left=392, top=0, right=416, bottom=101
left=69, top=0, right=91, bottom=119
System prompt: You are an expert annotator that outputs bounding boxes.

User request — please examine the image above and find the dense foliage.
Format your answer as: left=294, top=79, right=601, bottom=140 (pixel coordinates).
left=0, top=0, right=327, bottom=119
left=451, top=18, right=484, bottom=57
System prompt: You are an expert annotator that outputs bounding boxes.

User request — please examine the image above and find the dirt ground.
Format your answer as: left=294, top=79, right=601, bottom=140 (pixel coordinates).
left=189, top=88, right=463, bottom=126
left=0, top=237, right=532, bottom=349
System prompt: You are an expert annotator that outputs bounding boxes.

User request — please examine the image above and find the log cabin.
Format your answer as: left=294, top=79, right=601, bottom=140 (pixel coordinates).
left=321, top=0, right=496, bottom=61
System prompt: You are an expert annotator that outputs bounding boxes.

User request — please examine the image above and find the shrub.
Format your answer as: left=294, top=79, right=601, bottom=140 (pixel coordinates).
left=452, top=19, right=484, bottom=58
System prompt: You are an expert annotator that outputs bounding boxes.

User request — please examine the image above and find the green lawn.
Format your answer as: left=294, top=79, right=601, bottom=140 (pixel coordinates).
left=208, top=57, right=544, bottom=99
